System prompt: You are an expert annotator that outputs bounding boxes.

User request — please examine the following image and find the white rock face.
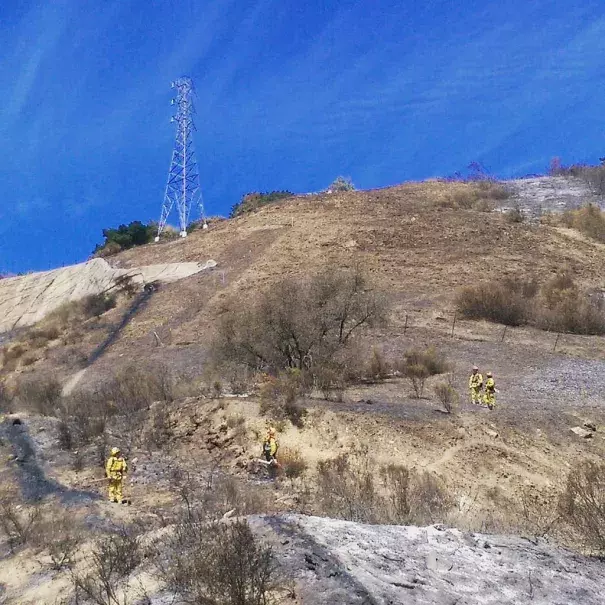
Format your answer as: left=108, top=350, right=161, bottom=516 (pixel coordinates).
left=267, top=515, right=604, bottom=605
left=0, top=257, right=216, bottom=333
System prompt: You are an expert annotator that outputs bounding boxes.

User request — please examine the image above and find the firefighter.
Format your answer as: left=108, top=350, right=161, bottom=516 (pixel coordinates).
left=105, top=446, right=128, bottom=504
left=468, top=365, right=483, bottom=405
left=262, top=427, right=279, bottom=464
left=484, top=372, right=496, bottom=410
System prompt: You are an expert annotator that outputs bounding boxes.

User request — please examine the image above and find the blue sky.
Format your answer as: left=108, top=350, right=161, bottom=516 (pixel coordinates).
left=1, top=0, right=605, bottom=273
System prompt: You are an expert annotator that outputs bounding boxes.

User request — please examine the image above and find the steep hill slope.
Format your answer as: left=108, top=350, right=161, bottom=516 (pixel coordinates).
left=101, top=179, right=605, bottom=356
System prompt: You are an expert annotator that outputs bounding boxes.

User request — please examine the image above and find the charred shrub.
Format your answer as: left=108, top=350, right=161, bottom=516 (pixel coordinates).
left=559, top=461, right=605, bottom=553
left=159, top=517, right=281, bottom=605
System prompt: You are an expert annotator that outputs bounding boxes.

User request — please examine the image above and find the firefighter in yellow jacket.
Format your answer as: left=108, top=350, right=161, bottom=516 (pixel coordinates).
left=484, top=372, right=496, bottom=410
left=468, top=366, right=483, bottom=405
left=262, top=427, right=279, bottom=464
left=106, top=447, right=128, bottom=503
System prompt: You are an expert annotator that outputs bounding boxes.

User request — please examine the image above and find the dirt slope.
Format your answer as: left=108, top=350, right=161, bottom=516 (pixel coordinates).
left=89, top=179, right=605, bottom=358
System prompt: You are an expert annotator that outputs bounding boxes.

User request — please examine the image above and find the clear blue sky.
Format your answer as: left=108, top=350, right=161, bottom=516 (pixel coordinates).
left=1, top=0, right=605, bottom=273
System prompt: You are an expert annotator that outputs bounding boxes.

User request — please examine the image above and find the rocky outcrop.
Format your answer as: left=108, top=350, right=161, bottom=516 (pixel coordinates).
left=0, top=257, right=216, bottom=333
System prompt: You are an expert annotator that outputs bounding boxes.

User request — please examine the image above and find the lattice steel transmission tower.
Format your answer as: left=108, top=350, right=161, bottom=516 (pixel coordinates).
left=156, top=77, right=205, bottom=241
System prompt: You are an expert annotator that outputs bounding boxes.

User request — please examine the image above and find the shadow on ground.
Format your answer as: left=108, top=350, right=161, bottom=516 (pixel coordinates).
left=1, top=418, right=101, bottom=505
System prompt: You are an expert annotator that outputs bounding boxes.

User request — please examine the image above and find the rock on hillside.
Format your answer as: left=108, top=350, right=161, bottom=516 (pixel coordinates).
left=0, top=257, right=216, bottom=333
left=261, top=515, right=603, bottom=605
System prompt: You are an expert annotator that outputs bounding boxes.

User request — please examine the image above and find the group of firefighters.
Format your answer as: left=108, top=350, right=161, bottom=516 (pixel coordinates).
left=469, top=366, right=497, bottom=410
left=104, top=368, right=496, bottom=503
left=103, top=428, right=280, bottom=503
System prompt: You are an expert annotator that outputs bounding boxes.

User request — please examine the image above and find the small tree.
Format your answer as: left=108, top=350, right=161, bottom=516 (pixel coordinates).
left=214, top=267, right=388, bottom=373
left=327, top=176, right=355, bottom=192
left=403, top=363, right=429, bottom=398
left=399, top=347, right=449, bottom=398
left=93, top=221, right=156, bottom=256
left=433, top=382, right=458, bottom=413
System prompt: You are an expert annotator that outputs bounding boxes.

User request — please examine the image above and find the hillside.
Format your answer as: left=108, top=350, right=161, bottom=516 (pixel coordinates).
left=101, top=178, right=605, bottom=356
left=0, top=176, right=604, bottom=604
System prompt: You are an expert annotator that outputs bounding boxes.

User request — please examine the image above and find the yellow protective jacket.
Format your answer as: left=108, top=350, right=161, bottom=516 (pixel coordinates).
left=469, top=372, right=483, bottom=390
left=485, top=377, right=495, bottom=393
left=262, top=437, right=278, bottom=458
left=106, top=456, right=127, bottom=479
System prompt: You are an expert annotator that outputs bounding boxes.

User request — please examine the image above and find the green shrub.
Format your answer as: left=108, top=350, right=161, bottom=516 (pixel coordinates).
left=230, top=191, right=293, bottom=218
left=327, top=176, right=355, bottom=192
left=81, top=292, right=117, bottom=318
left=92, top=220, right=156, bottom=256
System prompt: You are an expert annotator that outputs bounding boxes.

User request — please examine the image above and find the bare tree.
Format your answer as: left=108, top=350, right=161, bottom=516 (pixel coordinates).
left=214, top=267, right=388, bottom=373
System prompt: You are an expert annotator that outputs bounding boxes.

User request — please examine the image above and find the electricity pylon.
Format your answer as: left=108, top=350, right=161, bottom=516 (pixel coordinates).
left=156, top=77, right=205, bottom=241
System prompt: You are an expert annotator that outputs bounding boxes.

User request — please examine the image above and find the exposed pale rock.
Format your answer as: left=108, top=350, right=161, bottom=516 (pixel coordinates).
left=0, top=257, right=216, bottom=333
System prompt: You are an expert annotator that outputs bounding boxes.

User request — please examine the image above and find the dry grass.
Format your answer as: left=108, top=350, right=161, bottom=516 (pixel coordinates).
left=85, top=177, right=605, bottom=374
left=560, top=203, right=605, bottom=243
left=315, top=449, right=453, bottom=525
left=457, top=279, right=531, bottom=326
left=259, top=369, right=309, bottom=428
left=436, top=180, right=510, bottom=210
left=559, top=460, right=605, bottom=553
left=0, top=292, right=118, bottom=372
left=366, top=348, right=391, bottom=381
left=457, top=274, right=605, bottom=335
left=505, top=204, right=525, bottom=223
left=12, top=374, right=62, bottom=416
left=277, top=446, right=308, bottom=479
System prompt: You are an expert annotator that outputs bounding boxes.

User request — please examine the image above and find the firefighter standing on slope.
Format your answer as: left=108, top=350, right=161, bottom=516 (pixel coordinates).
left=469, top=365, right=483, bottom=406
left=106, top=446, right=128, bottom=504
left=262, top=427, right=279, bottom=464
left=484, top=372, right=497, bottom=410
